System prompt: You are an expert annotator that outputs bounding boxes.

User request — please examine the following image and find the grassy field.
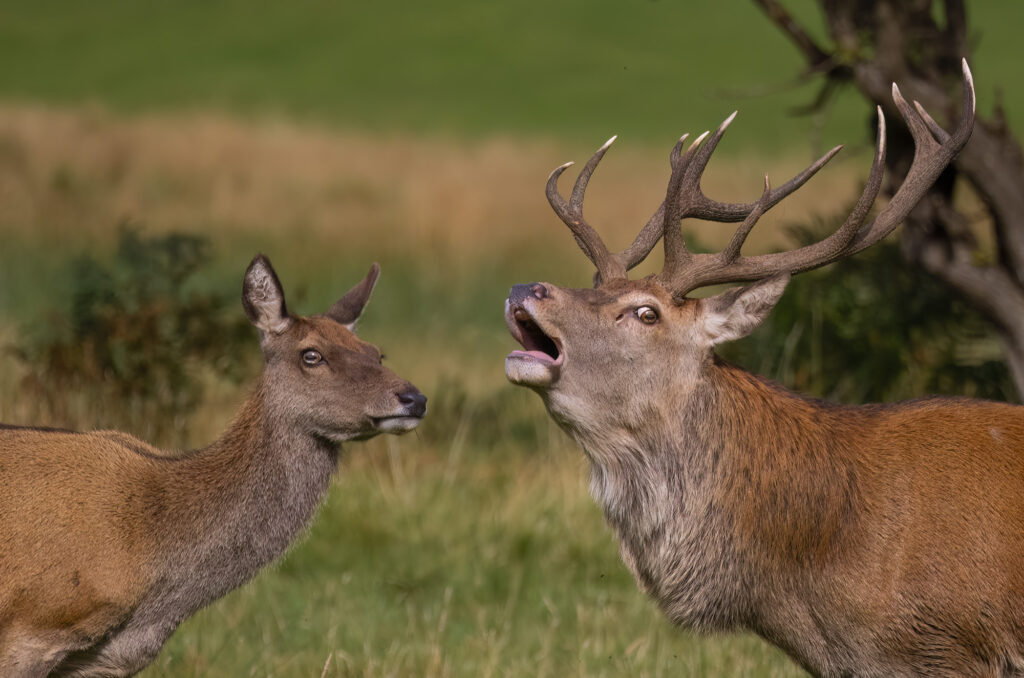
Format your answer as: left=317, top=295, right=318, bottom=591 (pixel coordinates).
left=144, top=437, right=803, bottom=677
left=0, top=1, right=1017, bottom=675
left=0, top=104, right=843, bottom=677
left=0, top=0, right=1020, bottom=150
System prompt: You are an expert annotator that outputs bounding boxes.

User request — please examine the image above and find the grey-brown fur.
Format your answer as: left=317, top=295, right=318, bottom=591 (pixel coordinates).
left=506, top=277, right=1024, bottom=677
left=505, top=67, right=995, bottom=675
left=52, top=386, right=340, bottom=676
left=0, top=255, right=426, bottom=677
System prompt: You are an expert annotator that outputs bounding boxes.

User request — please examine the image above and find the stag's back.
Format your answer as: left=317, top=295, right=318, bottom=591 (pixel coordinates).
left=860, top=398, right=1024, bottom=593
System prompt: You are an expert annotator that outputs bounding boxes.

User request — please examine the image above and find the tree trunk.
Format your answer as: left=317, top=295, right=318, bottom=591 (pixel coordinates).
left=754, top=0, right=1024, bottom=399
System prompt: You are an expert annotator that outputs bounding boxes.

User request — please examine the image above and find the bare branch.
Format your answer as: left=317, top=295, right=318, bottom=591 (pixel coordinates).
left=751, top=0, right=832, bottom=68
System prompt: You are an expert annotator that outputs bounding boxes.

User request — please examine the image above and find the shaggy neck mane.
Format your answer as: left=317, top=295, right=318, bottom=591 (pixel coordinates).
left=566, top=357, right=869, bottom=631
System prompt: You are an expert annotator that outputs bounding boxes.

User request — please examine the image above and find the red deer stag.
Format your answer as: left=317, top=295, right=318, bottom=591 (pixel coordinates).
left=0, top=255, right=426, bottom=677
left=503, top=61, right=1006, bottom=677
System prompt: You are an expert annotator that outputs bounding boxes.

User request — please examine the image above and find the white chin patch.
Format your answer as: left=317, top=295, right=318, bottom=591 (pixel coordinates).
left=374, top=416, right=422, bottom=434
left=505, top=354, right=557, bottom=387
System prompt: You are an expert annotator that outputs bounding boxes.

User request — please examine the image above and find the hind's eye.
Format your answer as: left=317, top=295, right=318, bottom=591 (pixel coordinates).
left=636, top=306, right=659, bottom=324
left=302, top=350, right=324, bottom=366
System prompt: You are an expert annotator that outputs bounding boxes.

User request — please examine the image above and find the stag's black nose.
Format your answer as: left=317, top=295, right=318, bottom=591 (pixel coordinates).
left=509, top=283, right=548, bottom=306
left=397, top=389, right=427, bottom=418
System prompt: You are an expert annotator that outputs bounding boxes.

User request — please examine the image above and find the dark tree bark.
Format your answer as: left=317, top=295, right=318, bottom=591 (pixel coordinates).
left=753, top=0, right=1024, bottom=396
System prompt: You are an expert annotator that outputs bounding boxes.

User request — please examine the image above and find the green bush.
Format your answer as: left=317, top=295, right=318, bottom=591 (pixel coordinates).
left=720, top=218, right=1015, bottom=404
left=13, top=227, right=251, bottom=443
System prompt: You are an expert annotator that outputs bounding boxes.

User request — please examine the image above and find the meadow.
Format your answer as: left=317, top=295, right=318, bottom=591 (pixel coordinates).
left=0, top=1, right=1018, bottom=675
left=0, top=104, right=852, bottom=676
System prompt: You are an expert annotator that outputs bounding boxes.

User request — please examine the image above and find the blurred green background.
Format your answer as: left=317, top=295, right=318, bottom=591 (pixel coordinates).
left=1, top=0, right=1021, bottom=146
left=0, top=1, right=1018, bottom=675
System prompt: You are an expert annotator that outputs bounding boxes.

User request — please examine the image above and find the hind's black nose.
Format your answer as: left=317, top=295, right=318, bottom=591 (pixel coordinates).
left=397, top=389, right=427, bottom=418
left=508, top=283, right=548, bottom=306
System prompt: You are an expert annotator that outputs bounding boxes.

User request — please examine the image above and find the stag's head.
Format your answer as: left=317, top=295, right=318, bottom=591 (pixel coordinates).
left=506, top=61, right=974, bottom=431
left=243, top=255, right=426, bottom=443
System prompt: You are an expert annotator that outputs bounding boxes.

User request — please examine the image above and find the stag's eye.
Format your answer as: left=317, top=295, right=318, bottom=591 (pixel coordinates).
left=302, top=349, right=324, bottom=366
left=636, top=306, right=659, bottom=324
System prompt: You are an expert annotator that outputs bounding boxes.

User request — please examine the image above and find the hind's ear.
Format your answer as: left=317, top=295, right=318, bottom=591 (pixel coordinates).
left=242, top=255, right=292, bottom=334
left=697, top=272, right=789, bottom=346
left=327, top=263, right=380, bottom=330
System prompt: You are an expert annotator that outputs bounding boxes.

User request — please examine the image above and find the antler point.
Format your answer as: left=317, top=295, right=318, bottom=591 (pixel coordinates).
left=718, top=111, right=738, bottom=133
left=547, top=161, right=575, bottom=185
left=961, top=59, right=976, bottom=114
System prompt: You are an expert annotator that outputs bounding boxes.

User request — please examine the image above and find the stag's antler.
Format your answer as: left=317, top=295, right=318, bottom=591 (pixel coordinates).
left=546, top=59, right=976, bottom=296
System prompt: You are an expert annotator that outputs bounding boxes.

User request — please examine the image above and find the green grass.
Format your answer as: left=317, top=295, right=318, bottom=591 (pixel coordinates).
left=0, top=112, right=816, bottom=673
left=0, top=3, right=1018, bottom=672
left=0, top=235, right=809, bottom=675
left=143, top=438, right=803, bottom=677
left=0, top=0, right=1020, bottom=149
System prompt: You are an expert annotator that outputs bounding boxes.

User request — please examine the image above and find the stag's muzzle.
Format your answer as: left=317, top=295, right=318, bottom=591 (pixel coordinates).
left=505, top=284, right=562, bottom=388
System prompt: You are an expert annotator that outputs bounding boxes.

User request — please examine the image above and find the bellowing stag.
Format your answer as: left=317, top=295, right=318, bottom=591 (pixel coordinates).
left=503, top=62, right=1017, bottom=677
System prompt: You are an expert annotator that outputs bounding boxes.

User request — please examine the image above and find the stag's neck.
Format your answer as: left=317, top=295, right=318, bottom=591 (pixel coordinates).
left=702, top=361, right=865, bottom=565
left=148, top=379, right=338, bottom=602
left=564, top=358, right=867, bottom=632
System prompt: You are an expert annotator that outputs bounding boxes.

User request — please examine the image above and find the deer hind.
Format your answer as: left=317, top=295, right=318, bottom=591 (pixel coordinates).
left=0, top=255, right=426, bottom=677
left=502, top=61, right=1022, bottom=678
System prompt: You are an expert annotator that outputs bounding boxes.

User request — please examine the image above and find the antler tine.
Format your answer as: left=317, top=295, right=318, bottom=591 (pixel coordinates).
left=570, top=135, right=616, bottom=209
left=914, top=100, right=950, bottom=143
left=912, top=60, right=974, bottom=146
left=661, top=113, right=755, bottom=279
left=720, top=175, right=772, bottom=264
left=659, top=59, right=975, bottom=298
left=545, top=137, right=627, bottom=283
left=845, top=58, right=975, bottom=252
left=661, top=132, right=709, bottom=278
left=661, top=110, right=850, bottom=286
left=618, top=137, right=843, bottom=274
left=692, top=143, right=843, bottom=221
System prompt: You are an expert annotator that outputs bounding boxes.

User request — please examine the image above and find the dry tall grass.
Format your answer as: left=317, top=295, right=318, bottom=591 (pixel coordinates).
left=0, top=103, right=865, bottom=268
left=0, top=103, right=855, bottom=676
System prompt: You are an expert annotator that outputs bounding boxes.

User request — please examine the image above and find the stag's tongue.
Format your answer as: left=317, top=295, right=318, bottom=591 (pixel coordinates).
left=509, top=349, right=556, bottom=364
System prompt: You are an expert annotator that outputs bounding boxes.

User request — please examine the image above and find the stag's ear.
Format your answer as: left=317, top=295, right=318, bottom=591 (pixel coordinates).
left=327, top=263, right=380, bottom=330
left=698, top=272, right=790, bottom=346
left=242, top=254, right=292, bottom=334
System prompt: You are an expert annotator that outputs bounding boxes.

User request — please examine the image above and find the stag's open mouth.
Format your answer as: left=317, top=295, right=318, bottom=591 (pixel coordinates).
left=505, top=300, right=562, bottom=387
